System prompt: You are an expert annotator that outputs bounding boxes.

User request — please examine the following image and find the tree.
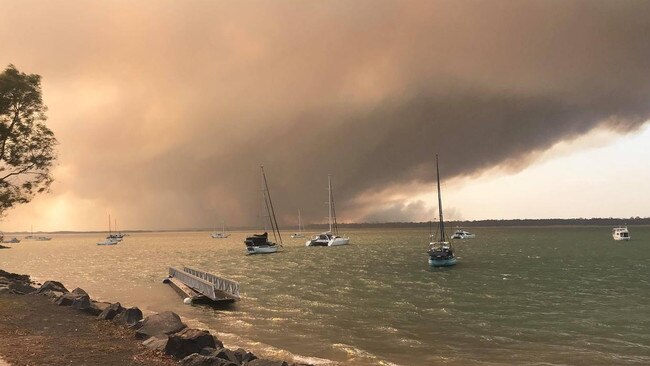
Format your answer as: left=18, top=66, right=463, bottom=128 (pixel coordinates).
left=0, top=65, right=57, bottom=216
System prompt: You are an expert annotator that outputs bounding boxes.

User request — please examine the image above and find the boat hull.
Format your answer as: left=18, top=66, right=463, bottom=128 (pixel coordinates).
left=329, top=237, right=349, bottom=246
left=246, top=245, right=279, bottom=254
left=428, top=257, right=458, bottom=267
left=97, top=240, right=118, bottom=245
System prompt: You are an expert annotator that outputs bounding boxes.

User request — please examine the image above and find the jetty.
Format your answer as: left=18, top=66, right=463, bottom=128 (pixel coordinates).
left=164, top=267, right=240, bottom=304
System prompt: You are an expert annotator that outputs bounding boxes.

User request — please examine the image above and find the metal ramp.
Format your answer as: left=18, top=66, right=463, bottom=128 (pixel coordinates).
left=165, top=266, right=240, bottom=303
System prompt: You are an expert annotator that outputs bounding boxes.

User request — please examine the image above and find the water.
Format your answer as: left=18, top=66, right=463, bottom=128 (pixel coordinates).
left=1, top=227, right=649, bottom=365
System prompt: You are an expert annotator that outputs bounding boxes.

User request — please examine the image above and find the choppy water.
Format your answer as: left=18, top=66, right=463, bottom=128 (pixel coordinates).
left=1, top=227, right=649, bottom=365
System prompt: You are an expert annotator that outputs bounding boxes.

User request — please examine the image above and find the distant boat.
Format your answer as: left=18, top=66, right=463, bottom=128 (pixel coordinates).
left=25, top=225, right=51, bottom=241
left=211, top=220, right=231, bottom=239
left=97, top=214, right=119, bottom=245
left=0, top=233, right=20, bottom=244
left=451, top=228, right=475, bottom=240
left=290, top=210, right=305, bottom=238
left=305, top=175, right=350, bottom=247
left=427, top=155, right=457, bottom=267
left=612, top=226, right=631, bottom=241
left=244, top=166, right=282, bottom=254
left=106, top=217, right=124, bottom=241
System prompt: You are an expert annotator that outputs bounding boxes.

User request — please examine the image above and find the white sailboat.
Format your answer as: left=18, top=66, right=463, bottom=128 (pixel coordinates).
left=244, top=166, right=282, bottom=254
left=306, top=175, right=350, bottom=247
left=427, top=154, right=457, bottom=267
left=97, top=214, right=119, bottom=245
left=211, top=220, right=231, bottom=238
left=291, top=210, right=305, bottom=238
left=106, top=218, right=125, bottom=241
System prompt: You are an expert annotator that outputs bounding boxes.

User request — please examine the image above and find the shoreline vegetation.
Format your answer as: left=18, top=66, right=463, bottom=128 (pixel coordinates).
left=0, top=269, right=312, bottom=366
left=2, top=217, right=649, bottom=235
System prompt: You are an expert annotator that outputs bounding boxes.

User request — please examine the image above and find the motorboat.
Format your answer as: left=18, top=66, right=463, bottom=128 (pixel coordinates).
left=305, top=175, right=350, bottom=247
left=245, top=166, right=283, bottom=255
left=451, top=229, right=475, bottom=239
left=427, top=154, right=458, bottom=267
left=612, top=227, right=631, bottom=241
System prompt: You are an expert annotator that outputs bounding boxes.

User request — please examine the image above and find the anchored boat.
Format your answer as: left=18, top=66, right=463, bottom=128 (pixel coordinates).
left=290, top=210, right=305, bottom=238
left=451, top=228, right=475, bottom=239
left=244, top=166, right=282, bottom=254
left=306, top=175, right=350, bottom=247
left=612, top=227, right=631, bottom=241
left=427, top=155, right=457, bottom=267
left=211, top=220, right=231, bottom=239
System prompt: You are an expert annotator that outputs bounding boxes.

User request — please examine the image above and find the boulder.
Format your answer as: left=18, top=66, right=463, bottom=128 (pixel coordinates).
left=54, top=287, right=89, bottom=306
left=97, top=302, right=124, bottom=321
left=233, top=348, right=257, bottom=364
left=135, top=311, right=186, bottom=339
left=180, top=354, right=238, bottom=366
left=165, top=328, right=216, bottom=359
left=8, top=281, right=37, bottom=294
left=37, top=281, right=69, bottom=294
left=0, top=270, right=30, bottom=283
left=142, top=336, right=169, bottom=352
left=245, top=360, right=289, bottom=366
left=71, top=295, right=102, bottom=315
left=113, top=307, right=143, bottom=327
left=215, top=348, right=240, bottom=364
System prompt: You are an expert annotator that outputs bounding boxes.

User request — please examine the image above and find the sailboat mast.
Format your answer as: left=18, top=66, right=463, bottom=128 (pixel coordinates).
left=298, top=209, right=302, bottom=233
left=261, top=166, right=283, bottom=245
left=108, top=214, right=111, bottom=235
left=328, top=175, right=333, bottom=233
left=436, top=154, right=446, bottom=242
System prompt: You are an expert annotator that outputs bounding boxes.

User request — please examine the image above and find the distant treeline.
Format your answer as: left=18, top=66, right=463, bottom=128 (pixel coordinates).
left=326, top=217, right=650, bottom=229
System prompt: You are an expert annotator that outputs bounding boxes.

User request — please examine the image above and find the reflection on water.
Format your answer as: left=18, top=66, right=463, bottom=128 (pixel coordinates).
left=1, top=227, right=649, bottom=365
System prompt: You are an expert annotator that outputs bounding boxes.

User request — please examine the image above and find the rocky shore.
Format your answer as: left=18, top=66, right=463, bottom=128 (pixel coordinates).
left=0, top=269, right=312, bottom=366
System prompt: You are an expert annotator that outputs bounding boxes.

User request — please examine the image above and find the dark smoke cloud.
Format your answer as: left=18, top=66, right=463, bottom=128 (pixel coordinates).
left=1, top=0, right=650, bottom=229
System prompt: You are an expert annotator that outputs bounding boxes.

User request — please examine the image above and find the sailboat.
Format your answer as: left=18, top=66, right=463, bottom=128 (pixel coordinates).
left=305, top=175, right=350, bottom=247
left=107, top=218, right=125, bottom=241
left=25, top=225, right=51, bottom=241
left=290, top=210, right=305, bottom=238
left=97, top=214, right=119, bottom=245
left=427, top=154, right=457, bottom=267
left=244, top=166, right=282, bottom=254
left=211, top=220, right=231, bottom=239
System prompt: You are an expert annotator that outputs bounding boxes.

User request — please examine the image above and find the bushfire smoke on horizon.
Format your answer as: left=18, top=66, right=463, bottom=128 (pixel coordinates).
left=1, top=1, right=650, bottom=230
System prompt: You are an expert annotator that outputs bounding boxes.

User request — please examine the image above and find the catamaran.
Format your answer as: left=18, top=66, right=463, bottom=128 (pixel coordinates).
left=211, top=220, right=231, bottom=238
left=427, top=155, right=457, bottom=267
left=305, top=175, right=350, bottom=247
left=290, top=210, right=305, bottom=238
left=244, top=166, right=282, bottom=254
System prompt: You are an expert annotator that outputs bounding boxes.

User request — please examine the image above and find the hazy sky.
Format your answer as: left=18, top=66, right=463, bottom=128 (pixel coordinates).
left=1, top=1, right=650, bottom=231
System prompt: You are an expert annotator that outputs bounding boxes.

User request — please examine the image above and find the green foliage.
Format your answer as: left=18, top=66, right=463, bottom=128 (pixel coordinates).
left=0, top=64, right=58, bottom=216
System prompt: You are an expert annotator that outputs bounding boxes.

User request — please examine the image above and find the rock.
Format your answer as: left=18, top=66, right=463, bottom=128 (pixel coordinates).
left=0, top=270, right=30, bottom=283
left=37, top=280, right=69, bottom=294
left=164, top=328, right=216, bottom=359
left=113, top=307, right=143, bottom=327
left=54, top=287, right=88, bottom=306
left=245, top=360, right=289, bottom=366
left=135, top=311, right=186, bottom=339
left=180, top=354, right=238, bottom=366
left=97, top=302, right=124, bottom=321
left=8, top=281, right=37, bottom=294
left=233, top=348, right=257, bottom=364
left=71, top=287, right=88, bottom=296
left=215, top=348, right=240, bottom=364
left=142, top=336, right=169, bottom=352
left=71, top=294, right=102, bottom=315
